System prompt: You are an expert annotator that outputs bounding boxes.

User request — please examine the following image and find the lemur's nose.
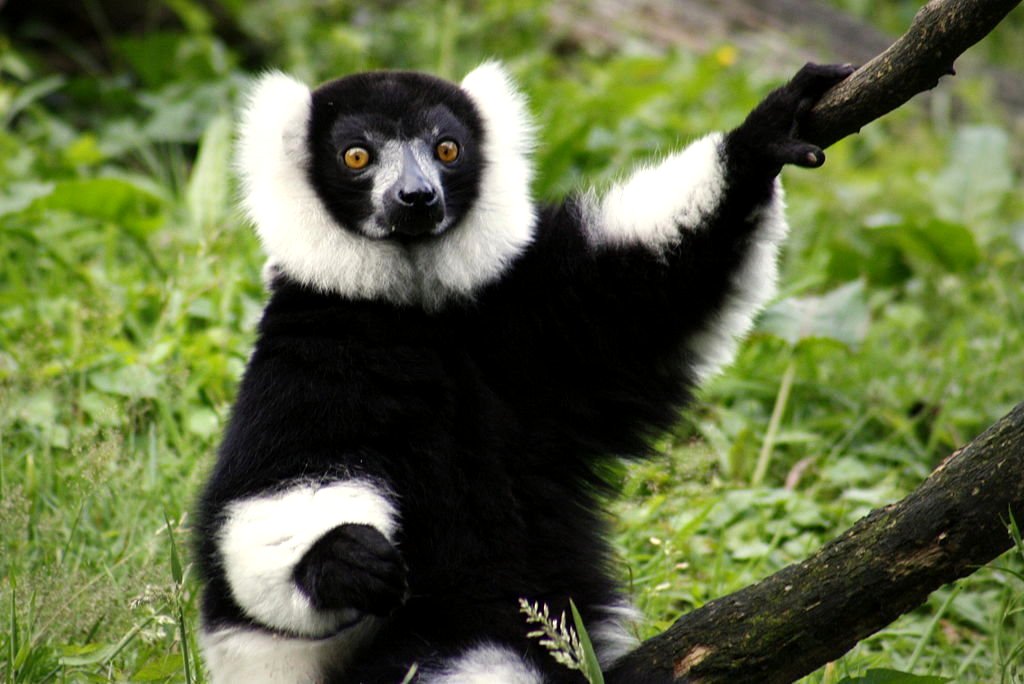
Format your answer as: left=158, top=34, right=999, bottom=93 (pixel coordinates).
left=397, top=185, right=437, bottom=207
left=396, top=147, right=439, bottom=208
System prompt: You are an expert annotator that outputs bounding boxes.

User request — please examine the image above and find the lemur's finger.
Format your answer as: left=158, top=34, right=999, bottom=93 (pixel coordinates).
left=789, top=62, right=856, bottom=101
left=769, top=141, right=826, bottom=168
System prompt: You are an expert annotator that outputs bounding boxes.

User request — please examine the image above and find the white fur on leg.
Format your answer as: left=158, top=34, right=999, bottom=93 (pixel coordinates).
left=200, top=622, right=379, bottom=684
left=218, top=479, right=398, bottom=637
left=419, top=644, right=543, bottom=684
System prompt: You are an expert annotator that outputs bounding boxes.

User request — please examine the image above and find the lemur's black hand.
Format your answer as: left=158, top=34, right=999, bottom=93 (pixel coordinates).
left=727, top=62, right=855, bottom=172
left=293, top=523, right=407, bottom=617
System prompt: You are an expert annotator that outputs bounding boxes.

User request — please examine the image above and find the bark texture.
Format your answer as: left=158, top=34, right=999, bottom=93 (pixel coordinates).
left=802, top=0, right=1024, bottom=148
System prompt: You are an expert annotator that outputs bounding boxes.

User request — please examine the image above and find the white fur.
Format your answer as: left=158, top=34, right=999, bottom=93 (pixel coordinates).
left=590, top=602, right=641, bottom=668
left=217, top=479, right=397, bottom=637
left=588, top=133, right=788, bottom=381
left=416, top=61, right=537, bottom=308
left=593, top=133, right=726, bottom=248
left=686, top=180, right=787, bottom=381
left=420, top=644, right=543, bottom=684
left=200, top=621, right=379, bottom=684
left=237, top=63, right=535, bottom=308
left=237, top=72, right=416, bottom=303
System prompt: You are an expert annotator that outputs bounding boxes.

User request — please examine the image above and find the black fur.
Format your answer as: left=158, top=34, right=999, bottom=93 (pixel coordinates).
left=196, top=62, right=850, bottom=683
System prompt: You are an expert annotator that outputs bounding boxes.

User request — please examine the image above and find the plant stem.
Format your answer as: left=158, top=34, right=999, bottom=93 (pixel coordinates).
left=752, top=356, right=797, bottom=487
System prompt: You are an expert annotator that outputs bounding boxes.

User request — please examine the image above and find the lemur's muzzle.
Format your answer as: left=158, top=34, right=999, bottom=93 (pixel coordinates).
left=385, top=146, right=445, bottom=237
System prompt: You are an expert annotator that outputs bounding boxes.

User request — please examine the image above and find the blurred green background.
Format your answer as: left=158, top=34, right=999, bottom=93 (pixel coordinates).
left=1, top=1, right=1022, bottom=682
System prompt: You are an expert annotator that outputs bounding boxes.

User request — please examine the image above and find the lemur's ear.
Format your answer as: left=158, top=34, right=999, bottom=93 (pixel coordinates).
left=460, top=61, right=535, bottom=163
left=236, top=71, right=313, bottom=230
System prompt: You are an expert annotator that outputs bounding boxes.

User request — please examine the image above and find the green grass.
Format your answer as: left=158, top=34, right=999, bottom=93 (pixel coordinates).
left=2, top=1, right=1023, bottom=682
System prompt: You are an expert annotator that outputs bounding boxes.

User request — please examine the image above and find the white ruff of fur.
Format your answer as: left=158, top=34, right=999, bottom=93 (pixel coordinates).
left=237, top=72, right=415, bottom=302
left=215, top=479, right=397, bottom=637
left=419, top=644, right=543, bottom=684
left=416, top=61, right=537, bottom=308
left=237, top=63, right=536, bottom=307
left=590, top=133, right=789, bottom=381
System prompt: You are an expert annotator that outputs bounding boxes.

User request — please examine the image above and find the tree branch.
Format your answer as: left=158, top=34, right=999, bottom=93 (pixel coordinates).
left=606, top=401, right=1024, bottom=683
left=802, top=0, right=1023, bottom=149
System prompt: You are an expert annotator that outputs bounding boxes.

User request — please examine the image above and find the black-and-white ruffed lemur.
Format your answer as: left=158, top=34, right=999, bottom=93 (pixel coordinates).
left=194, top=60, right=854, bottom=683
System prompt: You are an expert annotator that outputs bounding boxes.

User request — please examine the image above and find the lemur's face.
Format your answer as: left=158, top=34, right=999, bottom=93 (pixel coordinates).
left=308, top=73, right=484, bottom=242
left=238, top=63, right=534, bottom=302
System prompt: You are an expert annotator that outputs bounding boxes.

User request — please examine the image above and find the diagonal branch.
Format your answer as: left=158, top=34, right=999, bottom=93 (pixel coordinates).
left=802, top=0, right=1023, bottom=149
left=606, top=401, right=1024, bottom=683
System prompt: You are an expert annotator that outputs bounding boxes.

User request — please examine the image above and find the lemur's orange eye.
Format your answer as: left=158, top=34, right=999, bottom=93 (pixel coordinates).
left=436, top=140, right=460, bottom=164
left=342, top=147, right=371, bottom=170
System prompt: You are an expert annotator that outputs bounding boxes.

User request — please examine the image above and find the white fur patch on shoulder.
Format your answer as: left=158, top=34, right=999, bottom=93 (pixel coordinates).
left=419, top=644, right=543, bottom=684
left=218, top=479, right=398, bottom=637
left=687, top=179, right=788, bottom=382
left=592, top=133, right=726, bottom=249
left=200, top=621, right=379, bottom=684
left=586, top=131, right=788, bottom=381
left=415, top=61, right=537, bottom=309
left=237, top=71, right=416, bottom=303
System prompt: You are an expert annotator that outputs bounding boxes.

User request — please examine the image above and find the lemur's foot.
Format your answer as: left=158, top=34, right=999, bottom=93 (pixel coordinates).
left=293, top=523, right=408, bottom=617
left=728, top=62, right=855, bottom=170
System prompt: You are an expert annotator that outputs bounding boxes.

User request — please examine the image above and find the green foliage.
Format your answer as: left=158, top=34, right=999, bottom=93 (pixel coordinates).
left=2, top=1, right=1022, bottom=682
left=836, top=669, right=949, bottom=684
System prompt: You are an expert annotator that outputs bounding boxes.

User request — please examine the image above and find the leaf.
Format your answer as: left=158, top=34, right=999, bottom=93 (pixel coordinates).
left=931, top=125, right=1013, bottom=227
left=1, top=75, right=64, bottom=128
left=827, top=214, right=980, bottom=285
left=569, top=599, right=605, bottom=684
left=758, top=281, right=869, bottom=350
left=165, top=516, right=183, bottom=585
left=13, top=391, right=58, bottom=427
left=79, top=392, right=121, bottom=427
left=35, top=177, right=165, bottom=223
left=186, top=112, right=233, bottom=231
left=0, top=181, right=55, bottom=218
left=134, top=654, right=186, bottom=681
left=89, top=365, right=161, bottom=400
left=58, top=642, right=120, bottom=667
left=186, top=407, right=221, bottom=438
left=837, top=668, right=949, bottom=684
left=910, top=219, right=980, bottom=273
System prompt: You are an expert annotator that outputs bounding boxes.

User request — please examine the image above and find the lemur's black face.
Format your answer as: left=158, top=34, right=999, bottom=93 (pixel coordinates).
left=308, top=72, right=484, bottom=242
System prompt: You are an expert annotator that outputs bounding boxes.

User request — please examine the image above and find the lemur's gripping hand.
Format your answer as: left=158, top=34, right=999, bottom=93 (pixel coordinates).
left=727, top=63, right=855, bottom=173
left=293, top=523, right=408, bottom=617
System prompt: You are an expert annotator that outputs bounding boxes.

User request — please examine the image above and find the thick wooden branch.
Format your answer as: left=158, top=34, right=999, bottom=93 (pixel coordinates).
left=606, top=401, right=1024, bottom=683
left=801, top=0, right=1023, bottom=149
